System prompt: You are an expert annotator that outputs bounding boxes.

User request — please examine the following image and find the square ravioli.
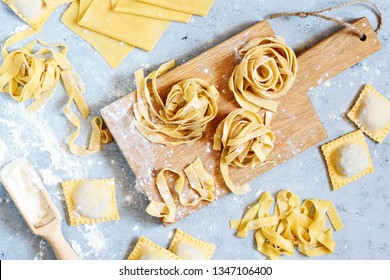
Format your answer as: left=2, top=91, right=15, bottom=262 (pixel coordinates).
left=347, top=84, right=390, bottom=143
left=128, top=236, right=181, bottom=260
left=168, top=229, right=216, bottom=260
left=62, top=178, right=119, bottom=226
left=321, top=130, right=373, bottom=191
left=4, top=0, right=65, bottom=30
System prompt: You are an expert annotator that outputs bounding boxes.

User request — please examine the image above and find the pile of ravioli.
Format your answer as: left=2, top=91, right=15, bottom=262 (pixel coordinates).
left=321, top=84, right=390, bottom=191
left=4, top=0, right=215, bottom=68
left=129, top=229, right=216, bottom=260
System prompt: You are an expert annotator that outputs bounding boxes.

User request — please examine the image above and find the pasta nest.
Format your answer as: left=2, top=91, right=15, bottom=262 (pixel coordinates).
left=134, top=61, right=219, bottom=145
left=229, top=36, right=297, bottom=112
left=0, top=44, right=61, bottom=111
left=213, top=109, right=275, bottom=194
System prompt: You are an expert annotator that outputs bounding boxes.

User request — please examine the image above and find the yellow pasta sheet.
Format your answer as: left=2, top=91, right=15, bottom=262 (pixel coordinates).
left=62, top=0, right=134, bottom=68
left=78, top=0, right=170, bottom=51
left=136, top=0, right=215, bottom=16
left=114, top=0, right=192, bottom=23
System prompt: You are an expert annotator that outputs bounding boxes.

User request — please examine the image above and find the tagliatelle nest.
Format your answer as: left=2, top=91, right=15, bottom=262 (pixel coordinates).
left=229, top=36, right=297, bottom=112
left=213, top=109, right=275, bottom=195
left=134, top=60, right=219, bottom=146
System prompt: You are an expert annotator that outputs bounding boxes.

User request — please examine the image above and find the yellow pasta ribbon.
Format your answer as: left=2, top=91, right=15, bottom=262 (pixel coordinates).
left=231, top=190, right=344, bottom=259
left=179, top=157, right=215, bottom=206
left=213, top=109, right=275, bottom=195
left=0, top=32, right=112, bottom=157
left=134, top=60, right=219, bottom=146
left=146, top=158, right=216, bottom=223
left=146, top=168, right=180, bottom=223
left=229, top=36, right=297, bottom=112
left=230, top=192, right=277, bottom=238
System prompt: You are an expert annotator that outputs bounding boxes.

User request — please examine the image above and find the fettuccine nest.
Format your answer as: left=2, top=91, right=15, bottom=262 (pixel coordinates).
left=213, top=109, right=275, bottom=195
left=229, top=36, right=297, bottom=112
left=134, top=60, right=219, bottom=145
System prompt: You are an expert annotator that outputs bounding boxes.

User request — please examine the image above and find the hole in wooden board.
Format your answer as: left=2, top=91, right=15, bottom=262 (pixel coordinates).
left=360, top=34, right=367, bottom=41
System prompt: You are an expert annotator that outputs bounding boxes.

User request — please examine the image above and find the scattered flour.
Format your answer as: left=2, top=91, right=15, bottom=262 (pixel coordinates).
left=206, top=142, right=212, bottom=153
left=323, top=81, right=331, bottom=87
left=361, top=63, right=370, bottom=72
left=125, top=195, right=133, bottom=204
left=33, top=239, right=48, bottom=260
left=70, top=240, right=84, bottom=259
left=328, top=110, right=346, bottom=121
left=77, top=225, right=107, bottom=257
left=0, top=139, right=7, bottom=164
left=0, top=101, right=87, bottom=180
left=11, top=24, right=29, bottom=35
left=39, top=168, right=62, bottom=186
left=255, top=189, right=263, bottom=197
left=135, top=180, right=144, bottom=193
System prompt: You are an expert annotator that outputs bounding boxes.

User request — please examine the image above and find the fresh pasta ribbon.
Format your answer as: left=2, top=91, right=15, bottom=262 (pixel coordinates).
left=213, top=109, right=275, bottom=195
left=179, top=157, right=215, bottom=206
left=146, top=158, right=216, bottom=223
left=146, top=168, right=180, bottom=223
left=229, top=36, right=297, bottom=112
left=230, top=192, right=277, bottom=238
left=134, top=60, right=219, bottom=146
left=230, top=190, right=344, bottom=259
left=0, top=33, right=112, bottom=157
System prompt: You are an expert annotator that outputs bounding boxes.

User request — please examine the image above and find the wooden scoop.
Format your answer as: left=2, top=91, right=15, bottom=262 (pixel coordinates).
left=0, top=158, right=79, bottom=260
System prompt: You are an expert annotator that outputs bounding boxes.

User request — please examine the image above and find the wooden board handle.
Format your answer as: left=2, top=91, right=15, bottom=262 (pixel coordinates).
left=296, top=17, right=382, bottom=91
left=45, top=227, right=79, bottom=260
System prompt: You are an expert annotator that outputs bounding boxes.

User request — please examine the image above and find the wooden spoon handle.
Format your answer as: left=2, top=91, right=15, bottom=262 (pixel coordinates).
left=45, top=229, right=79, bottom=260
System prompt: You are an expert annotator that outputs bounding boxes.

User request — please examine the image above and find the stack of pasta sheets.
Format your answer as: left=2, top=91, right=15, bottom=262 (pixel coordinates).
left=61, top=0, right=215, bottom=68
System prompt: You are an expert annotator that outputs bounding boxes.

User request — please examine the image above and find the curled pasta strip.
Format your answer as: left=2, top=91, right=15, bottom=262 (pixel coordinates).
left=231, top=190, right=344, bottom=259
left=213, top=109, right=275, bottom=195
left=179, top=157, right=215, bottom=206
left=134, top=60, right=219, bottom=146
left=0, top=33, right=111, bottom=157
left=146, top=158, right=216, bottom=223
left=230, top=192, right=278, bottom=238
left=146, top=168, right=181, bottom=223
left=229, top=36, right=297, bottom=112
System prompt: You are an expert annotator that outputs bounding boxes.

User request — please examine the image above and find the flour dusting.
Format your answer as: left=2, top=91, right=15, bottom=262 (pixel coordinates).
left=79, top=225, right=107, bottom=256
left=0, top=139, right=6, bottom=165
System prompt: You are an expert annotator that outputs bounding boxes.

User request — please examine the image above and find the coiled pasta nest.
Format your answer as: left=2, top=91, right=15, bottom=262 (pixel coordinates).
left=229, top=36, right=297, bottom=112
left=134, top=60, right=219, bottom=145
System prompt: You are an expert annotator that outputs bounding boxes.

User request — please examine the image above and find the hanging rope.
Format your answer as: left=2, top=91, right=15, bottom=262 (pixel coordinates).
left=269, top=0, right=382, bottom=40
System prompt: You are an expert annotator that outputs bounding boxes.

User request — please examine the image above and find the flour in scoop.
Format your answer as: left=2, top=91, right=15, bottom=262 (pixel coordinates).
left=0, top=159, right=55, bottom=228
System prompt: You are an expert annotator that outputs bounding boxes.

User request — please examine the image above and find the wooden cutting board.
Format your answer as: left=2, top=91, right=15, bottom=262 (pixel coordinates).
left=101, top=17, right=381, bottom=225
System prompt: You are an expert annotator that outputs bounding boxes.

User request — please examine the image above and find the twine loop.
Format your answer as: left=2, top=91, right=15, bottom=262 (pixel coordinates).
left=298, top=12, right=308, bottom=18
left=269, top=0, right=382, bottom=40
